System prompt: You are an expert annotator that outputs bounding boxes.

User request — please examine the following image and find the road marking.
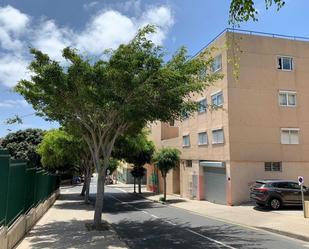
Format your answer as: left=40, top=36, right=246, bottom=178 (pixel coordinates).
left=109, top=191, right=237, bottom=248
left=186, top=228, right=237, bottom=249
left=165, top=220, right=176, bottom=226
left=115, top=188, right=127, bottom=193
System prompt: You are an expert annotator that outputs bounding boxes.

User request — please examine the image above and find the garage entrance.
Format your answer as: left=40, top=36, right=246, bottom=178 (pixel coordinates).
left=203, top=164, right=226, bottom=205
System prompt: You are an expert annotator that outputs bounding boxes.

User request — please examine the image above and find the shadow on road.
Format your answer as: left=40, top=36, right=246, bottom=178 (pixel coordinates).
left=112, top=218, right=272, bottom=249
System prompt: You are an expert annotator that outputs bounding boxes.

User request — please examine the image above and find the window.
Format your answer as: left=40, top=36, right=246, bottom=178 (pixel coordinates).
left=279, top=91, right=296, bottom=107
left=198, top=98, right=207, bottom=113
left=169, top=120, right=175, bottom=126
left=212, top=54, right=222, bottom=72
left=198, top=132, right=208, bottom=145
left=281, top=128, right=300, bottom=144
left=288, top=182, right=301, bottom=190
left=181, top=110, right=190, bottom=120
left=183, top=135, right=190, bottom=147
left=275, top=182, right=290, bottom=189
left=278, top=56, right=293, bottom=71
left=199, top=67, right=207, bottom=80
left=264, top=162, right=282, bottom=172
left=211, top=91, right=223, bottom=107
left=212, top=129, right=224, bottom=144
left=185, top=160, right=192, bottom=167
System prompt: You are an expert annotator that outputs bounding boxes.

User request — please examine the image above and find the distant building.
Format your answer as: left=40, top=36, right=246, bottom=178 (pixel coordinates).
left=148, top=29, right=309, bottom=205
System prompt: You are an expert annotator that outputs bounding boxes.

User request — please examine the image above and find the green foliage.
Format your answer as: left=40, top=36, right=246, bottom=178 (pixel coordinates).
left=15, top=25, right=221, bottom=162
left=153, top=148, right=180, bottom=178
left=5, top=115, right=23, bottom=125
left=229, top=0, right=285, bottom=24
left=0, top=129, right=44, bottom=167
left=107, top=158, right=119, bottom=175
left=37, top=129, right=80, bottom=172
left=114, top=130, right=155, bottom=166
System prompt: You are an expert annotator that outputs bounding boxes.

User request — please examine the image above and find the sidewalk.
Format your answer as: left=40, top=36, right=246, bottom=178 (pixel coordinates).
left=111, top=183, right=309, bottom=241
left=16, top=186, right=127, bottom=249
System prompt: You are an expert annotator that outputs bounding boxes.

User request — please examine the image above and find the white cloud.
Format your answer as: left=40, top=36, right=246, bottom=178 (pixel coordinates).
left=0, top=4, right=174, bottom=87
left=0, top=55, right=29, bottom=87
left=31, top=20, right=72, bottom=61
left=0, top=99, right=29, bottom=108
left=0, top=5, right=29, bottom=32
left=76, top=10, right=136, bottom=54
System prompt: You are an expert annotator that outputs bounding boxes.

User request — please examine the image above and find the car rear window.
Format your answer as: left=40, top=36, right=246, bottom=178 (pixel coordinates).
left=252, top=182, right=265, bottom=188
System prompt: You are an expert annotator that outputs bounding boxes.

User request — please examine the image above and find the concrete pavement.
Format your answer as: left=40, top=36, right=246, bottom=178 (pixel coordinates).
left=16, top=185, right=128, bottom=249
left=110, top=183, right=309, bottom=242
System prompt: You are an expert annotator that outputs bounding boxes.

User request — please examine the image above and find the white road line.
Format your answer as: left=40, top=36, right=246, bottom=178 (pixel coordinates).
left=109, top=192, right=235, bottom=248
left=115, top=188, right=127, bottom=193
left=165, top=220, right=177, bottom=226
left=186, top=228, right=237, bottom=249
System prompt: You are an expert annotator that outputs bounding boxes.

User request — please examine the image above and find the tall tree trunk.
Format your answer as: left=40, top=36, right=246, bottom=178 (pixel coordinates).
left=138, top=177, right=142, bottom=194
left=133, top=177, right=136, bottom=193
left=85, top=167, right=91, bottom=204
left=93, top=167, right=105, bottom=227
left=81, top=179, right=86, bottom=196
left=163, top=176, right=167, bottom=201
left=80, top=166, right=87, bottom=196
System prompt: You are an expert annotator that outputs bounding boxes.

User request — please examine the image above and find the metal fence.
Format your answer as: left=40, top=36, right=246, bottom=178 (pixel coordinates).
left=0, top=150, right=60, bottom=227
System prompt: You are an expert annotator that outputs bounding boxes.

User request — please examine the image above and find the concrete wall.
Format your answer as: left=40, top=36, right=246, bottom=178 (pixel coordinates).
left=230, top=161, right=309, bottom=204
left=0, top=190, right=59, bottom=249
left=227, top=32, right=309, bottom=162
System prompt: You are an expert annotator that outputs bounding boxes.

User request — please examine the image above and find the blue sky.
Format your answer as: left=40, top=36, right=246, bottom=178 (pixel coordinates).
left=0, top=0, right=309, bottom=137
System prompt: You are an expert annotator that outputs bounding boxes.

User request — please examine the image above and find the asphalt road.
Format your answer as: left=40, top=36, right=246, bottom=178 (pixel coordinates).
left=97, top=185, right=309, bottom=249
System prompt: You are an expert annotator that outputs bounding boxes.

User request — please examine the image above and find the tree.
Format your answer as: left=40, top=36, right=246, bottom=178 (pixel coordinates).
left=114, top=130, right=155, bottom=194
left=37, top=129, right=80, bottom=172
left=37, top=129, right=93, bottom=203
left=15, top=25, right=221, bottom=227
left=153, top=148, right=180, bottom=202
left=229, top=0, right=285, bottom=24
left=0, top=128, right=44, bottom=168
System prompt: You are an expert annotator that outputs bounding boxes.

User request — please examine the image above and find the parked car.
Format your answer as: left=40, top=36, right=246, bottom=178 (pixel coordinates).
left=250, top=179, right=309, bottom=210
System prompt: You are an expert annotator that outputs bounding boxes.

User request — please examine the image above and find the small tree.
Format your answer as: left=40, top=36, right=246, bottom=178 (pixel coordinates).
left=114, top=130, right=155, bottom=194
left=0, top=128, right=44, bottom=168
left=153, top=148, right=180, bottom=202
left=37, top=129, right=80, bottom=173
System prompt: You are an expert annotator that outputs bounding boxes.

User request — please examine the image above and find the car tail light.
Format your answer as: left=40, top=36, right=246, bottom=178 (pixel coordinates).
left=255, top=187, right=269, bottom=193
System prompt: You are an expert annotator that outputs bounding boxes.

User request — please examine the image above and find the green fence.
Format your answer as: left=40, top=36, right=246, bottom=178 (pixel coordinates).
left=0, top=150, right=60, bottom=227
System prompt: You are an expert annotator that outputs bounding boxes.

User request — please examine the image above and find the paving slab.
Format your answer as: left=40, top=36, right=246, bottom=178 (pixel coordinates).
left=16, top=187, right=128, bottom=249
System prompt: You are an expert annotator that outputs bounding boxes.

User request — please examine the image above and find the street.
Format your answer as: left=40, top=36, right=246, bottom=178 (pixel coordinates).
left=86, top=181, right=309, bottom=249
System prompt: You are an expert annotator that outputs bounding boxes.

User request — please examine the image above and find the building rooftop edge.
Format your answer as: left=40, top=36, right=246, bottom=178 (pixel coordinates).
left=193, top=28, right=309, bottom=58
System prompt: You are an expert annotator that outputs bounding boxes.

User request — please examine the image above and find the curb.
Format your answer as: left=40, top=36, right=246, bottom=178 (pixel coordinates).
left=112, top=186, right=309, bottom=243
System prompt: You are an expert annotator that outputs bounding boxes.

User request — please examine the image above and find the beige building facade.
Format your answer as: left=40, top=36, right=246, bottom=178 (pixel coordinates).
left=148, top=29, right=309, bottom=205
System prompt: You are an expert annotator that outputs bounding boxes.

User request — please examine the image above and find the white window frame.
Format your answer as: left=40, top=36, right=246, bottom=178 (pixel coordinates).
left=197, top=98, right=207, bottom=114
left=212, top=54, right=222, bottom=73
left=211, top=90, right=223, bottom=107
left=198, top=132, right=208, bottom=146
left=277, top=56, right=293, bottom=71
left=281, top=128, right=300, bottom=145
left=212, top=128, right=224, bottom=144
left=182, top=135, right=190, bottom=147
left=279, top=90, right=297, bottom=107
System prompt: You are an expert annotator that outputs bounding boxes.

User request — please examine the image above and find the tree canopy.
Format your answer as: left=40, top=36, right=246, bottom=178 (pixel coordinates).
left=37, top=129, right=80, bottom=172
left=229, top=0, right=285, bottom=24
left=0, top=128, right=44, bottom=167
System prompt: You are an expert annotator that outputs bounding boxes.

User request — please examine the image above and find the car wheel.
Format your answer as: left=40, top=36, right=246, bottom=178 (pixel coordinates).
left=269, top=198, right=281, bottom=210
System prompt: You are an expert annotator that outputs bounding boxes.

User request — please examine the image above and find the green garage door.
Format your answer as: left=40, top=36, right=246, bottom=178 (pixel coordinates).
left=203, top=167, right=226, bottom=204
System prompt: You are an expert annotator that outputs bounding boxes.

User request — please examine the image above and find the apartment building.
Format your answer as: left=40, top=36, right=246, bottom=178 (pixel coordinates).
left=148, top=29, right=309, bottom=205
